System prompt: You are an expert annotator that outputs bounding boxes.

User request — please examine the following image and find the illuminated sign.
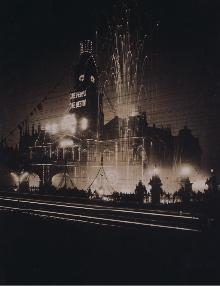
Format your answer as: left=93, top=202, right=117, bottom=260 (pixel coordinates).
left=70, top=91, right=86, bottom=99
left=61, top=114, right=76, bottom=133
left=71, top=100, right=86, bottom=109
left=70, top=91, right=86, bottom=109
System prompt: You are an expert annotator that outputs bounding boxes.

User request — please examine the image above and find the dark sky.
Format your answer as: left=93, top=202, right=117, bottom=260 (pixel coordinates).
left=0, top=0, right=220, bottom=171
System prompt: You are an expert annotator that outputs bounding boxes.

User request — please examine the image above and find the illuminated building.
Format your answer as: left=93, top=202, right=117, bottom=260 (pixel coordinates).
left=18, top=40, right=202, bottom=194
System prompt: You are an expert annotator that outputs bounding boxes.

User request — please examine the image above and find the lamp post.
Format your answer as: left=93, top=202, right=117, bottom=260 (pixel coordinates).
left=205, top=169, right=218, bottom=202
left=149, top=167, right=163, bottom=204
left=179, top=166, right=192, bottom=204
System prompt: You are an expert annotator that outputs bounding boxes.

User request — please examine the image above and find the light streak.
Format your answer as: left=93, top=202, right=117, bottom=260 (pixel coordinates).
left=0, top=196, right=199, bottom=220
left=0, top=205, right=201, bottom=232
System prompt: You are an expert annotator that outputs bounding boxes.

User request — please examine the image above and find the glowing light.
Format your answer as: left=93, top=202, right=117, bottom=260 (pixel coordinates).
left=81, top=118, right=87, bottom=130
left=181, top=166, right=191, bottom=177
left=79, top=74, right=85, bottom=81
left=152, top=167, right=160, bottom=176
left=20, top=172, right=28, bottom=182
left=45, top=124, right=51, bottom=131
left=29, top=173, right=40, bottom=188
left=130, top=110, right=137, bottom=117
left=11, top=172, right=28, bottom=183
left=193, top=180, right=208, bottom=191
left=146, top=185, right=151, bottom=193
left=99, top=187, right=104, bottom=195
left=61, top=114, right=76, bottom=133
left=45, top=123, right=58, bottom=133
left=90, top=75, right=95, bottom=83
left=51, top=123, right=58, bottom=134
left=11, top=172, right=19, bottom=183
left=120, top=187, right=133, bottom=194
left=60, top=139, right=74, bottom=148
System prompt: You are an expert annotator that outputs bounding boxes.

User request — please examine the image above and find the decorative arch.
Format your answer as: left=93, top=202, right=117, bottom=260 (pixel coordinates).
left=29, top=173, right=40, bottom=192
left=52, top=173, right=74, bottom=189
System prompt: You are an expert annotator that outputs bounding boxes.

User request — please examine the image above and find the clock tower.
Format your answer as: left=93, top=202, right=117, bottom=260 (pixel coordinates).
left=70, top=40, right=104, bottom=138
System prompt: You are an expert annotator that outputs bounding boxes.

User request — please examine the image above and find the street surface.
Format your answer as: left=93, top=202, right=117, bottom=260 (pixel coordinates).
left=0, top=192, right=219, bottom=285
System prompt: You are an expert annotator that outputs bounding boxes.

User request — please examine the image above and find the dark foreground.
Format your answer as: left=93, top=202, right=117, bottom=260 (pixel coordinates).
left=0, top=210, right=220, bottom=285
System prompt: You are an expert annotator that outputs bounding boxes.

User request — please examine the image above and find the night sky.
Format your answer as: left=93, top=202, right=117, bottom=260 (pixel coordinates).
left=1, top=0, right=220, bottom=172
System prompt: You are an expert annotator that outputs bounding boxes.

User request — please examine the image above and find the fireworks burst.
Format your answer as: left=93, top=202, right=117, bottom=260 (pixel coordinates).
left=96, top=4, right=155, bottom=119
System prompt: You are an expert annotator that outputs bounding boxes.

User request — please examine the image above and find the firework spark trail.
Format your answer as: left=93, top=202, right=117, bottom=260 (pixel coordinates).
left=97, top=6, right=152, bottom=120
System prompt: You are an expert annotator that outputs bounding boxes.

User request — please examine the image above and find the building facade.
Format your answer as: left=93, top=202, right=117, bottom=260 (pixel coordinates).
left=18, top=40, right=202, bottom=194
